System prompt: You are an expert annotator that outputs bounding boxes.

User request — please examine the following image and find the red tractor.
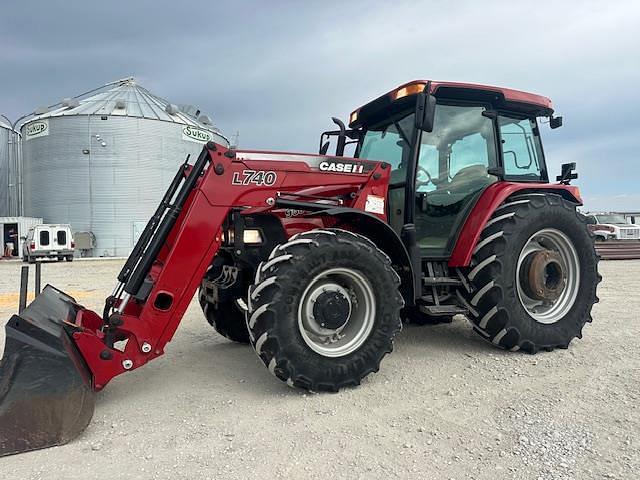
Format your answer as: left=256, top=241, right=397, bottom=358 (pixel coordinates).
left=0, top=80, right=599, bottom=456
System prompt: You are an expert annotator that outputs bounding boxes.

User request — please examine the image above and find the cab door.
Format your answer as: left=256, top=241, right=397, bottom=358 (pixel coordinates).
left=413, top=103, right=499, bottom=257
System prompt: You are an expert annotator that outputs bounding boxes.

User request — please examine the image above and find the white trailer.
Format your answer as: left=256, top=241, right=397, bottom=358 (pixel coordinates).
left=614, top=212, right=639, bottom=225
left=0, top=216, right=43, bottom=259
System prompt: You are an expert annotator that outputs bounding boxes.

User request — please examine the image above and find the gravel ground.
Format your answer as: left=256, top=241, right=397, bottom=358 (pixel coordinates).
left=0, top=258, right=638, bottom=480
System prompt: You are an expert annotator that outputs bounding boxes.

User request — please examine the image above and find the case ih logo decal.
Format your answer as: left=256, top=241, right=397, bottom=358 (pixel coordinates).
left=319, top=161, right=366, bottom=174
left=25, top=120, right=49, bottom=140
left=232, top=170, right=277, bottom=186
left=182, top=125, right=213, bottom=144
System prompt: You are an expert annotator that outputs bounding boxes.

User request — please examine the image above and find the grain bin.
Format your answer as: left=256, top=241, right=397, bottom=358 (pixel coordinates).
left=0, top=118, right=21, bottom=217
left=20, top=78, right=228, bottom=256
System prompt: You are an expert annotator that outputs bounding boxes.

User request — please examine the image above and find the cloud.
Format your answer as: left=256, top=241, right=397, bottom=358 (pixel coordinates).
left=1, top=0, right=638, bottom=210
left=583, top=193, right=640, bottom=212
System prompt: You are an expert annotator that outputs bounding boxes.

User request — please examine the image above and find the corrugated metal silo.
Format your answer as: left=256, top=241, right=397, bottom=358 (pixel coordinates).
left=21, top=78, right=229, bottom=256
left=0, top=118, right=20, bottom=217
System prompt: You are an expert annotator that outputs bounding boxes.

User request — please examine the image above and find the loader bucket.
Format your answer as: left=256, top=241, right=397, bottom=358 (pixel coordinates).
left=0, top=286, right=96, bottom=457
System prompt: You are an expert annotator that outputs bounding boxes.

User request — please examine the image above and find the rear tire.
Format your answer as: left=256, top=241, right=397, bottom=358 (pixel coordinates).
left=461, top=194, right=600, bottom=353
left=247, top=229, right=403, bottom=391
left=66, top=255, right=74, bottom=262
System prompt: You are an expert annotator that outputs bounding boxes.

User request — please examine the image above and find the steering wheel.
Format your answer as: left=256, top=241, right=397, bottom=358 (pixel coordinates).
left=416, top=166, right=433, bottom=187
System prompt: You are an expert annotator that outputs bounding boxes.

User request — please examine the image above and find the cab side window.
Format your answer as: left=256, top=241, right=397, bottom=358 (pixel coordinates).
left=417, top=105, right=496, bottom=192
left=499, top=116, right=544, bottom=179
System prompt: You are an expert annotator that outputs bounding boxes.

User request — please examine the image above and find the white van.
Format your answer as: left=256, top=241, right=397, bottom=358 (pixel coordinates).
left=22, top=224, right=75, bottom=262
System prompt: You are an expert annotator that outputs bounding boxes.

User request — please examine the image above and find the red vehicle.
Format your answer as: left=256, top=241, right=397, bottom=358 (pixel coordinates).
left=0, top=80, right=599, bottom=456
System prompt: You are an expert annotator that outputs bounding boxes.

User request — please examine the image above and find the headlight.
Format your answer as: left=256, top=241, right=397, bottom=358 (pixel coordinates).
left=243, top=229, right=263, bottom=244
left=226, top=228, right=263, bottom=244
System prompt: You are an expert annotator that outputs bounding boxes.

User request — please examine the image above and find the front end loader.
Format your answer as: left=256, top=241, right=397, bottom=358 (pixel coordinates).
left=0, top=80, right=599, bottom=456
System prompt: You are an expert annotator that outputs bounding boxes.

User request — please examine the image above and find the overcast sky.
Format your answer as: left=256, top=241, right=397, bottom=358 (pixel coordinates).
left=1, top=0, right=638, bottom=211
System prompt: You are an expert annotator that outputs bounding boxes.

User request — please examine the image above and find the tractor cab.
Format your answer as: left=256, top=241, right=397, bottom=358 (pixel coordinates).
left=323, top=80, right=560, bottom=258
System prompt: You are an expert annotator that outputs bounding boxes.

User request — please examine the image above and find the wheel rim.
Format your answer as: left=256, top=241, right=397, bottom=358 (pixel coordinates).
left=516, top=228, right=580, bottom=324
left=297, top=267, right=376, bottom=358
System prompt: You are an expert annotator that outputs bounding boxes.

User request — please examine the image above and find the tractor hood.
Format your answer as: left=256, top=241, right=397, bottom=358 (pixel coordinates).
left=234, top=150, right=380, bottom=176
left=228, top=148, right=390, bottom=219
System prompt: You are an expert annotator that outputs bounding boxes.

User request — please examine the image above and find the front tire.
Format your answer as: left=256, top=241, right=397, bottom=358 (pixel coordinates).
left=198, top=289, right=250, bottom=344
left=462, top=194, right=600, bottom=353
left=247, top=229, right=403, bottom=391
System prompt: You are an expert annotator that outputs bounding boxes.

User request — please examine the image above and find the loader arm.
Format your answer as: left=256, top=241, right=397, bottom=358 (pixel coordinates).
left=0, top=142, right=389, bottom=456
left=74, top=142, right=391, bottom=390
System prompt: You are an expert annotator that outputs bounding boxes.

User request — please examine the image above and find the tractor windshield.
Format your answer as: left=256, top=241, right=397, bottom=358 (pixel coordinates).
left=358, top=112, right=415, bottom=184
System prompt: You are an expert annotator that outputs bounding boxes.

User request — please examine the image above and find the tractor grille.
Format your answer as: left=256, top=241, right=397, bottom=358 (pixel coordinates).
left=620, top=228, right=640, bottom=239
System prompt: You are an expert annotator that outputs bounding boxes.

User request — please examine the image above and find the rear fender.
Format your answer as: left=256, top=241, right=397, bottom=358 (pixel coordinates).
left=317, top=208, right=416, bottom=305
left=449, top=182, right=581, bottom=267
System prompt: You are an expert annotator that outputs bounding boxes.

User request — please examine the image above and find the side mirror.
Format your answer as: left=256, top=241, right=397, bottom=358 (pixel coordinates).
left=415, top=92, right=437, bottom=132
left=550, top=115, right=563, bottom=129
left=556, top=162, right=578, bottom=184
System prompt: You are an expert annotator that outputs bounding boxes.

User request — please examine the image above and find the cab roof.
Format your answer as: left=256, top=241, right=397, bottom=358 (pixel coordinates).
left=349, top=80, right=554, bottom=128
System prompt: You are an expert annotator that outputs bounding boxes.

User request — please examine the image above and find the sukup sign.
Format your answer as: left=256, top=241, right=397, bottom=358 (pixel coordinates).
left=182, top=125, right=212, bottom=144
left=25, top=120, right=49, bottom=140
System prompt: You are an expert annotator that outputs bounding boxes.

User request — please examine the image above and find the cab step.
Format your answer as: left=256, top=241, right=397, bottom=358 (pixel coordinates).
left=422, top=276, right=462, bottom=287
left=418, top=305, right=468, bottom=316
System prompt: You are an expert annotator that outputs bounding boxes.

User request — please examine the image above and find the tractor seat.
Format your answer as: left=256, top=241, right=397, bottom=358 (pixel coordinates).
left=447, top=165, right=496, bottom=195
left=451, top=164, right=491, bottom=183
left=426, top=165, right=496, bottom=207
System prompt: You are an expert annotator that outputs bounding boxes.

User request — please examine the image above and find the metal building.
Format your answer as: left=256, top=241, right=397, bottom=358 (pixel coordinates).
left=0, top=118, right=21, bottom=217
left=20, top=78, right=228, bottom=257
